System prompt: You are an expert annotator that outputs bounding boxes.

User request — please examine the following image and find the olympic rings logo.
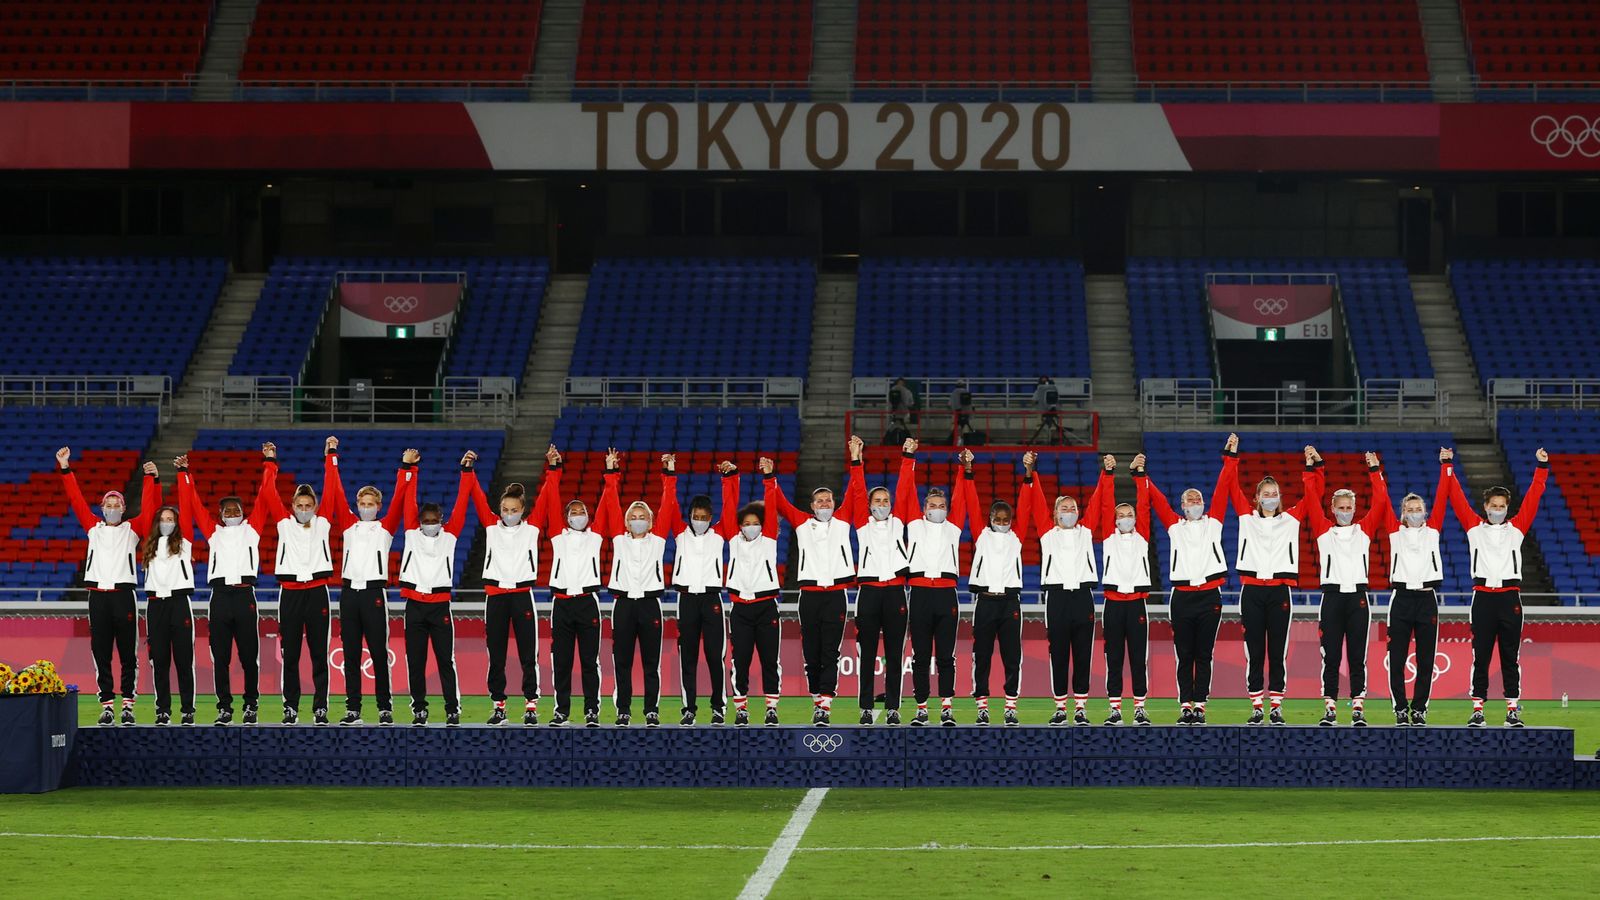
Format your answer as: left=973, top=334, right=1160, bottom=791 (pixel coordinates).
left=1530, top=115, right=1600, bottom=159
left=1253, top=297, right=1289, bottom=316
left=327, top=646, right=397, bottom=680
left=1380, top=649, right=1452, bottom=684
left=802, top=733, right=844, bottom=754
left=384, top=295, right=420, bottom=313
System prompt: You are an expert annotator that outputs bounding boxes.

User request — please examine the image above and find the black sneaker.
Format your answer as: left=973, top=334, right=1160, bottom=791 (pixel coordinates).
left=1505, top=708, right=1525, bottom=728
left=378, top=710, right=394, bottom=726
left=313, top=709, right=329, bottom=726
left=735, top=708, right=750, bottom=727
left=1073, top=708, right=1090, bottom=726
left=412, top=708, right=428, bottom=727
left=340, top=710, right=363, bottom=726
left=940, top=707, right=956, bottom=727
left=584, top=711, right=600, bottom=728
left=214, top=708, right=233, bottom=726
left=242, top=705, right=258, bottom=726
left=98, top=706, right=116, bottom=726
left=812, top=707, right=829, bottom=727
left=1467, top=709, right=1486, bottom=728
left=1396, top=709, right=1411, bottom=727
left=1178, top=707, right=1196, bottom=726
left=615, top=713, right=631, bottom=727
left=763, top=708, right=780, bottom=727
left=550, top=711, right=570, bottom=727
left=1269, top=707, right=1286, bottom=726
left=886, top=709, right=902, bottom=726
left=180, top=712, right=195, bottom=727
left=645, top=712, right=660, bottom=728
left=911, top=708, right=930, bottom=727
left=1410, top=709, right=1427, bottom=727
left=680, top=710, right=697, bottom=727
left=446, top=712, right=460, bottom=727
left=1193, top=708, right=1208, bottom=726
left=975, top=708, right=991, bottom=727
left=711, top=709, right=726, bottom=726
left=1049, top=709, right=1070, bottom=727
left=1003, top=707, right=1019, bottom=727
left=1104, top=709, right=1124, bottom=726
left=1133, top=707, right=1152, bottom=726
left=1247, top=707, right=1265, bottom=726
left=523, top=708, right=538, bottom=727
left=1319, top=708, right=1338, bottom=727
left=486, top=706, right=508, bottom=726
left=154, top=711, right=171, bottom=727
left=1351, top=708, right=1368, bottom=728
left=281, top=706, right=298, bottom=726
left=859, top=709, right=874, bottom=726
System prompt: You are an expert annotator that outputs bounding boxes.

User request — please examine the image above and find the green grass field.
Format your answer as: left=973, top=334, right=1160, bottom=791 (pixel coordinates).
left=73, top=697, right=1600, bottom=752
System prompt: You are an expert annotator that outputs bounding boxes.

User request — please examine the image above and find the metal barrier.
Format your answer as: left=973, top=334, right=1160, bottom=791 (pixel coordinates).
left=561, top=377, right=803, bottom=413
left=0, top=374, right=172, bottom=423
left=845, top=408, right=1098, bottom=451
left=850, top=377, right=1091, bottom=411
left=1487, top=379, right=1600, bottom=427
left=1140, top=378, right=1446, bottom=428
left=202, top=377, right=514, bottom=424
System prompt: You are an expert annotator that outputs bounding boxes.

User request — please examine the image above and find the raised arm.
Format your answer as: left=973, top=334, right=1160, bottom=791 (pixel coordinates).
left=842, top=435, right=868, bottom=528
left=126, top=462, right=162, bottom=538
left=1144, top=465, right=1179, bottom=530
left=1290, top=445, right=1327, bottom=520
left=446, top=467, right=475, bottom=538
left=464, top=460, right=496, bottom=528
left=950, top=448, right=980, bottom=537
left=1020, top=451, right=1051, bottom=540
left=716, top=461, right=741, bottom=540
left=321, top=441, right=357, bottom=531
left=55, top=448, right=99, bottom=533
left=1427, top=456, right=1452, bottom=531
left=403, top=466, right=421, bottom=531
left=1087, top=462, right=1117, bottom=542
left=761, top=473, right=782, bottom=540
left=531, top=445, right=564, bottom=535
left=655, top=455, right=680, bottom=539
left=177, top=456, right=214, bottom=539
left=1225, top=436, right=1252, bottom=516
left=760, top=455, right=810, bottom=527
left=380, top=453, right=419, bottom=534
left=1359, top=454, right=1392, bottom=539
left=595, top=449, right=624, bottom=539
left=247, top=444, right=281, bottom=532
left=1444, top=452, right=1480, bottom=531
left=1132, top=456, right=1152, bottom=540
left=1512, top=449, right=1551, bottom=534
left=892, top=440, right=921, bottom=524
left=1210, top=438, right=1238, bottom=521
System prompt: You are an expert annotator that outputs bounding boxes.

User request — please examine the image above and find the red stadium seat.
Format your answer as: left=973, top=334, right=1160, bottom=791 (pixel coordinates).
left=854, top=1, right=1091, bottom=86
left=0, top=0, right=210, bottom=80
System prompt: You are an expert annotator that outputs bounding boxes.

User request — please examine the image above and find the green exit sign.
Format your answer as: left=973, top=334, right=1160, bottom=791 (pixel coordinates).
left=388, top=325, right=413, bottom=339
left=1257, top=326, right=1283, bottom=342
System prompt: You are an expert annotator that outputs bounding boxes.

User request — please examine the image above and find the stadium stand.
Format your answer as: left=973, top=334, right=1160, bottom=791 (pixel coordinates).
left=241, top=1, right=541, bottom=88
left=0, top=0, right=212, bottom=84
left=852, top=258, right=1090, bottom=385
left=1126, top=257, right=1431, bottom=383
left=0, top=406, right=162, bottom=597
left=1461, top=0, right=1600, bottom=92
left=1131, top=0, right=1431, bottom=101
left=1497, top=409, right=1598, bottom=601
left=227, top=257, right=547, bottom=381
left=568, top=258, right=814, bottom=381
left=574, top=0, right=813, bottom=99
left=186, top=429, right=504, bottom=591
left=1140, top=431, right=1472, bottom=600
left=853, top=0, right=1091, bottom=99
left=0, top=257, right=224, bottom=385
left=1451, top=259, right=1600, bottom=382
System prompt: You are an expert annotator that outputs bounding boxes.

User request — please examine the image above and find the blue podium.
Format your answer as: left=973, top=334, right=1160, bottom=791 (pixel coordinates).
left=1, top=690, right=78, bottom=793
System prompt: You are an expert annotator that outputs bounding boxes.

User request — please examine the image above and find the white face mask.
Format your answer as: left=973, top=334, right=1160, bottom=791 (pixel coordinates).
left=500, top=512, right=522, bottom=528
left=925, top=507, right=948, bottom=524
left=294, top=509, right=315, bottom=525
left=813, top=507, right=834, bottom=523
left=222, top=515, right=244, bottom=528
left=158, top=521, right=177, bottom=537
left=688, top=519, right=711, bottom=536
left=990, top=522, right=1011, bottom=533
left=1057, top=511, right=1078, bottom=528
left=870, top=506, right=891, bottom=521
left=419, top=523, right=442, bottom=538
left=1334, top=510, right=1355, bottom=526
left=627, top=518, right=650, bottom=535
left=357, top=506, right=379, bottom=522
left=102, top=508, right=123, bottom=526
left=1259, top=496, right=1281, bottom=512
left=567, top=514, right=589, bottom=531
left=1487, top=508, right=1508, bottom=525
left=1116, top=516, right=1136, bottom=534
left=741, top=524, right=762, bottom=541
left=1182, top=504, right=1204, bottom=521
left=1404, top=511, right=1426, bottom=527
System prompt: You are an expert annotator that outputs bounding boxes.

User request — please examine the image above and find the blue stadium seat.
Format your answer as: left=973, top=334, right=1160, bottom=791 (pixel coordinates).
left=1453, top=259, right=1600, bottom=382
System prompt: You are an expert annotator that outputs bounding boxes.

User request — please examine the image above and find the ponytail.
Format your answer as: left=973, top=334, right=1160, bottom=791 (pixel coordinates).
left=293, top=483, right=317, bottom=505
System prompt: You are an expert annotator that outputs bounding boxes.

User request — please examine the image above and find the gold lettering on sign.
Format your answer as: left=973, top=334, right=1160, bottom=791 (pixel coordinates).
left=805, top=103, right=848, bottom=170
left=753, top=103, right=797, bottom=169
left=637, top=103, right=678, bottom=171
left=697, top=103, right=742, bottom=170
left=874, top=103, right=914, bottom=171
left=582, top=102, right=624, bottom=171
left=979, top=103, right=1020, bottom=171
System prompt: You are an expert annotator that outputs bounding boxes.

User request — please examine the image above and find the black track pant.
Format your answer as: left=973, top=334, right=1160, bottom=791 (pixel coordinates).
left=1171, top=588, right=1222, bottom=704
left=729, top=597, right=781, bottom=700
left=909, top=585, right=959, bottom=702
left=1044, top=586, right=1096, bottom=699
left=798, top=589, right=847, bottom=698
left=485, top=589, right=540, bottom=702
left=611, top=593, right=663, bottom=715
left=208, top=584, right=260, bottom=710
left=339, top=585, right=392, bottom=713
left=1470, top=588, right=1524, bottom=702
left=279, top=585, right=330, bottom=712
left=1102, top=598, right=1149, bottom=699
left=971, top=590, right=1023, bottom=700
left=1318, top=589, right=1371, bottom=700
left=88, top=588, right=138, bottom=704
left=676, top=590, right=727, bottom=714
left=1388, top=588, right=1440, bottom=711
left=146, top=590, right=195, bottom=715
left=551, top=593, right=602, bottom=717
left=855, top=584, right=908, bottom=710
left=405, top=599, right=458, bottom=714
left=1241, top=583, right=1292, bottom=697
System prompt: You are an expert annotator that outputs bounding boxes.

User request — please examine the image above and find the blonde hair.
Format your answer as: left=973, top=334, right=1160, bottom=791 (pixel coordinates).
left=1332, top=489, right=1357, bottom=502
left=355, top=485, right=383, bottom=504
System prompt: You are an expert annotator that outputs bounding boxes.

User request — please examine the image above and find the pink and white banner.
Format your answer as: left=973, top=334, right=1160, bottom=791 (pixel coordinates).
left=339, top=282, right=458, bottom=338
left=4, top=616, right=1596, bottom=702
left=1209, top=283, right=1334, bottom=341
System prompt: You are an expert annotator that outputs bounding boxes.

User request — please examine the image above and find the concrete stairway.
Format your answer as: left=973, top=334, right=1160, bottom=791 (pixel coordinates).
left=531, top=0, right=585, bottom=99
left=1412, top=274, right=1490, bottom=440
left=1416, top=0, right=1475, bottom=101
left=1086, top=0, right=1136, bottom=101
left=494, top=275, right=589, bottom=491
left=193, top=0, right=259, bottom=101
left=1084, top=274, right=1140, bottom=500
left=795, top=273, right=857, bottom=495
left=810, top=0, right=859, bottom=101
